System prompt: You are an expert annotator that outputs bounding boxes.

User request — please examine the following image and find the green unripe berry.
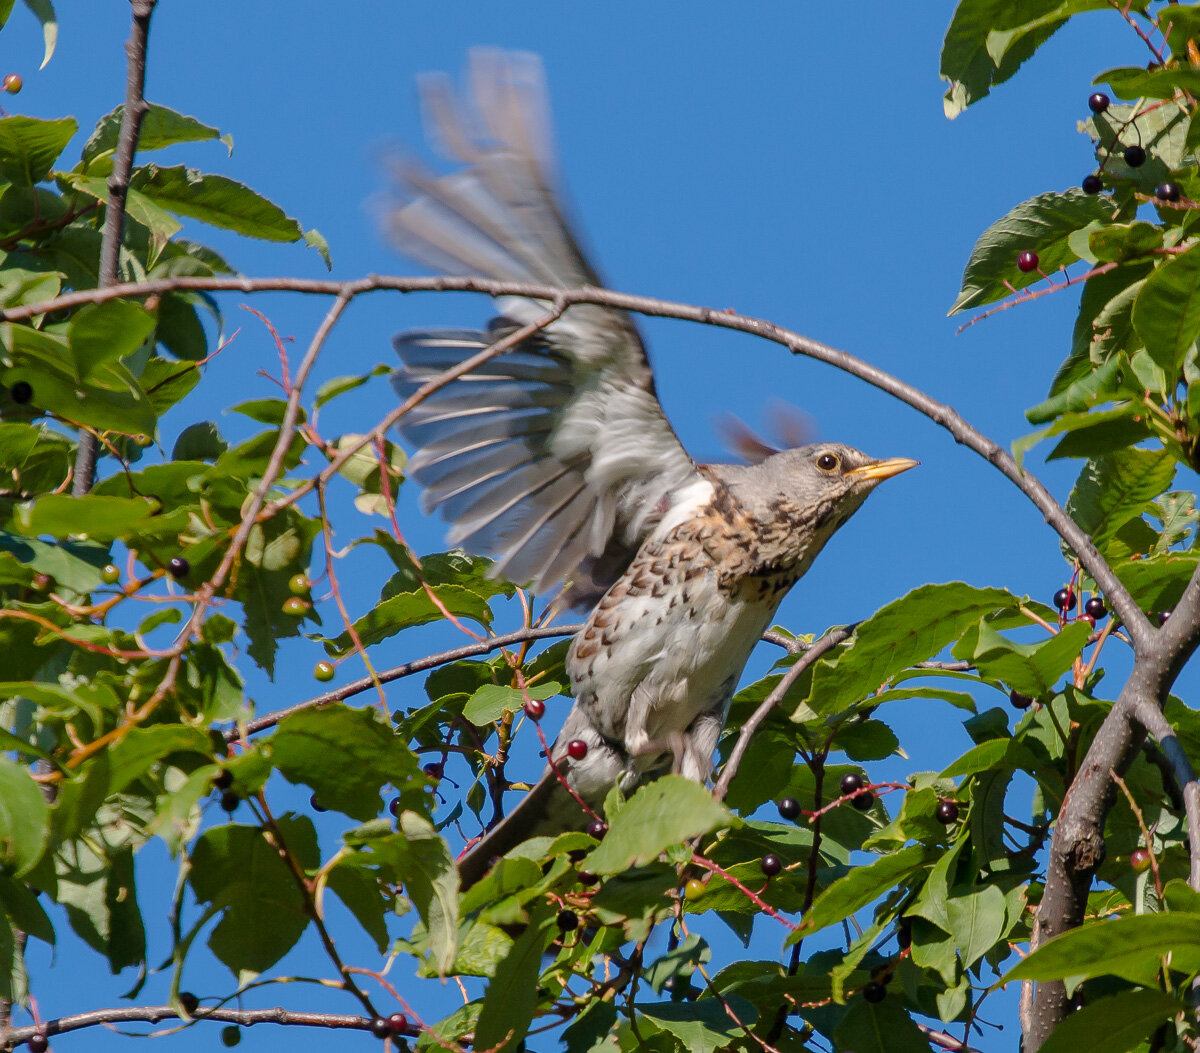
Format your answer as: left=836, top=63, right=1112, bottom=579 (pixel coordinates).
left=683, top=878, right=705, bottom=901
left=101, top=564, right=121, bottom=585
left=281, top=596, right=310, bottom=616
left=288, top=573, right=311, bottom=595
left=313, top=660, right=335, bottom=682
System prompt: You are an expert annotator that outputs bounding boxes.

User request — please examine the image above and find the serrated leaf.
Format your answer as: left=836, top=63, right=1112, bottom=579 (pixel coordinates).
left=1066, top=450, right=1176, bottom=557
left=585, top=777, right=734, bottom=875
left=83, top=104, right=224, bottom=163
left=944, top=883, right=1008, bottom=968
left=966, top=621, right=1092, bottom=697
left=171, top=421, right=227, bottom=461
left=792, top=846, right=933, bottom=940
left=1132, top=245, right=1200, bottom=373
left=473, top=907, right=551, bottom=1053
left=639, top=997, right=758, bottom=1053
left=462, top=683, right=560, bottom=726
left=67, top=301, right=156, bottom=378
left=324, top=585, right=492, bottom=656
left=0, top=758, right=48, bottom=875
left=805, top=583, right=1017, bottom=715
left=0, top=115, right=75, bottom=185
left=1026, top=356, right=1123, bottom=425
left=1038, top=989, right=1183, bottom=1053
left=951, top=191, right=1112, bottom=313
left=833, top=989, right=931, bottom=1053
left=1097, top=64, right=1200, bottom=100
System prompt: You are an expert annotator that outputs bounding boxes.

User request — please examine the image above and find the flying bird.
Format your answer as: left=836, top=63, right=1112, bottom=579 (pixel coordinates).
left=387, top=51, right=916, bottom=890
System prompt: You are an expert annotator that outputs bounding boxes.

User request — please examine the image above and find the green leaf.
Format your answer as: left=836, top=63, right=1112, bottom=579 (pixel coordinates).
left=1132, top=245, right=1200, bottom=374
left=171, top=421, right=227, bottom=462
left=189, top=818, right=316, bottom=977
left=325, top=865, right=388, bottom=954
left=793, top=846, right=933, bottom=940
left=473, top=907, right=552, bottom=1053
left=0, top=116, right=75, bottom=185
left=805, top=583, right=1017, bottom=715
left=83, top=104, right=226, bottom=163
left=1003, top=912, right=1200, bottom=984
left=585, top=777, right=735, bottom=875
left=940, top=737, right=1042, bottom=778
left=462, top=683, right=560, bottom=726
left=1037, top=989, right=1183, bottom=1053
left=315, top=366, right=390, bottom=408
left=67, top=301, right=155, bottom=379
left=965, top=621, right=1092, bottom=697
left=1026, top=356, right=1122, bottom=425
left=323, top=586, right=492, bottom=656
left=106, top=725, right=210, bottom=795
left=272, top=705, right=420, bottom=821
left=951, top=190, right=1113, bottom=313
left=0, top=758, right=48, bottom=876
left=639, top=997, right=759, bottom=1053
left=133, top=164, right=308, bottom=242
left=17, top=494, right=161, bottom=541
left=1065, top=449, right=1176, bottom=557
left=944, top=883, right=1008, bottom=968
left=22, top=0, right=57, bottom=69
left=832, top=989, right=932, bottom=1052
left=1088, top=221, right=1163, bottom=263
left=1097, top=65, right=1200, bottom=100
left=389, top=812, right=459, bottom=974
left=62, top=173, right=183, bottom=245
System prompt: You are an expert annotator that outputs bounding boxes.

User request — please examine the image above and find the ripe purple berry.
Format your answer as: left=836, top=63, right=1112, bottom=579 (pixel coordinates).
left=1124, top=145, right=1146, bottom=167
left=1084, top=596, right=1106, bottom=619
left=1088, top=92, right=1109, bottom=114
left=10, top=381, right=32, bottom=404
left=840, top=773, right=864, bottom=796
left=1017, top=250, right=1039, bottom=273
left=760, top=853, right=782, bottom=877
left=1053, top=588, right=1076, bottom=612
left=1009, top=690, right=1034, bottom=710
left=852, top=790, right=875, bottom=811
left=1082, top=173, right=1103, bottom=194
left=556, top=908, right=579, bottom=931
left=777, top=797, right=801, bottom=820
left=523, top=698, right=545, bottom=720
left=167, top=556, right=190, bottom=579
left=935, top=800, right=960, bottom=824
left=862, top=981, right=886, bottom=1004
left=1156, top=182, right=1181, bottom=203
left=587, top=819, right=608, bottom=839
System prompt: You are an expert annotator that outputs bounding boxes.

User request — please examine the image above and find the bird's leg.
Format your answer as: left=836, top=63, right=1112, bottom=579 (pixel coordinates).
left=679, top=708, right=722, bottom=783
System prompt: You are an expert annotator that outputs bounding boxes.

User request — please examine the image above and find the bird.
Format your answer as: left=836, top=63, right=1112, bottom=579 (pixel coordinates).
left=385, top=51, right=916, bottom=890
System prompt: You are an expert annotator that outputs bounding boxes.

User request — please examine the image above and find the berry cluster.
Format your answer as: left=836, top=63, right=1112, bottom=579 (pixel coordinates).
left=1053, top=586, right=1106, bottom=627
left=1080, top=92, right=1184, bottom=204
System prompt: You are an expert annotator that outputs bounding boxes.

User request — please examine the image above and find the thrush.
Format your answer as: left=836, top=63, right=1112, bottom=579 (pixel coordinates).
left=386, top=51, right=916, bottom=890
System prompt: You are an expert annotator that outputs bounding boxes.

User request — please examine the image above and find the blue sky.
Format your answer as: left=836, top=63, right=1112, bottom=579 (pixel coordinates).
left=2, top=3, right=1169, bottom=1051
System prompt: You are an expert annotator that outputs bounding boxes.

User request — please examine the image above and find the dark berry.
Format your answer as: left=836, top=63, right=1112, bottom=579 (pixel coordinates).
left=1053, top=587, right=1076, bottom=612
left=28, top=1036, right=46, bottom=1053
left=1159, top=611, right=1172, bottom=627
left=587, top=819, right=608, bottom=839
left=1070, top=989, right=1086, bottom=1011
left=423, top=762, right=444, bottom=781
left=386, top=1014, right=407, bottom=1035
left=1131, top=847, right=1152, bottom=873
left=683, top=878, right=705, bottom=900
left=178, top=991, right=199, bottom=1014
left=1009, top=690, right=1034, bottom=710
left=523, top=698, right=545, bottom=720
left=1084, top=596, right=1106, bottom=619
left=760, top=853, right=782, bottom=877
left=777, top=796, right=801, bottom=820
left=1088, top=92, right=1109, bottom=114
left=3, top=73, right=22, bottom=94
left=288, top=573, right=310, bottom=595
left=281, top=596, right=310, bottom=616
left=219, top=790, right=239, bottom=813
left=896, top=918, right=912, bottom=950
left=578, top=870, right=600, bottom=886
left=101, top=563, right=120, bottom=584
left=556, top=908, right=579, bottom=931
left=212, top=769, right=233, bottom=790
left=221, top=1025, right=242, bottom=1047
left=840, top=773, right=864, bottom=796
left=935, top=800, right=960, bottom=824
left=1082, top=173, right=1103, bottom=194
left=167, top=556, right=190, bottom=579
left=852, top=791, right=875, bottom=811
left=313, top=661, right=335, bottom=682
left=1017, top=250, right=1039, bottom=273
left=1080, top=613, right=1096, bottom=628
left=370, top=1017, right=391, bottom=1039
left=310, top=793, right=327, bottom=812
left=389, top=797, right=400, bottom=817
left=862, top=981, right=886, bottom=1004
left=1124, top=145, right=1146, bottom=167
left=10, top=381, right=32, bottom=404
left=1156, top=182, right=1181, bottom=203
left=566, top=739, right=588, bottom=760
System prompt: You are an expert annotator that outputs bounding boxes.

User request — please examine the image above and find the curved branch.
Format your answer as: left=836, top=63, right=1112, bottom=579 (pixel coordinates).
left=3, top=272, right=1148, bottom=646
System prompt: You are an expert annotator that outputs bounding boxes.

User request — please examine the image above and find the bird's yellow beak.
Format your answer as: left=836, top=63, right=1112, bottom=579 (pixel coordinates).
left=847, top=457, right=919, bottom=482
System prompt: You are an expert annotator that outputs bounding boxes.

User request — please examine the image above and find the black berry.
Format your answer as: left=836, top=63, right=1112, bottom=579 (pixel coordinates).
left=212, top=769, right=233, bottom=790
left=310, top=793, right=327, bottom=812
left=178, top=991, right=199, bottom=1014
left=523, top=698, right=545, bottom=720
left=760, top=853, right=782, bottom=877
left=1070, top=989, right=1086, bottom=1011
left=1156, top=182, right=1181, bottom=203
left=1124, top=145, right=1146, bottom=167
left=167, top=556, right=190, bottom=579
left=389, top=797, right=400, bottom=817
left=1080, top=613, right=1096, bottom=629
left=1084, top=596, right=1106, bottom=619
left=578, top=870, right=600, bottom=886
left=840, top=772, right=864, bottom=796
left=1088, top=92, right=1109, bottom=114
left=1082, top=173, right=1103, bottom=194
left=386, top=1014, right=407, bottom=1035
left=1159, top=611, right=1172, bottom=627
left=862, top=981, right=886, bottom=1004
left=1009, top=690, right=1034, bottom=710
left=370, top=1017, right=391, bottom=1039
left=1053, top=587, right=1076, bottom=612
left=28, top=1035, right=47, bottom=1053
left=219, top=790, right=239, bottom=813
left=777, top=796, right=801, bottom=820
left=556, top=908, right=579, bottom=931
left=1017, top=250, right=1039, bottom=273
left=423, top=762, right=444, bottom=781
left=587, top=819, right=608, bottom=839
left=896, top=918, right=912, bottom=950
left=566, top=739, right=588, bottom=760
left=10, top=381, right=32, bottom=404
left=852, top=790, right=875, bottom=811
left=221, top=1025, right=242, bottom=1047
left=935, top=800, right=960, bottom=824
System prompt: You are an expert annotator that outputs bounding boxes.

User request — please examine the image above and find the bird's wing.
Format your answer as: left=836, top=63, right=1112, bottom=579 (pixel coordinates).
left=388, top=50, right=699, bottom=601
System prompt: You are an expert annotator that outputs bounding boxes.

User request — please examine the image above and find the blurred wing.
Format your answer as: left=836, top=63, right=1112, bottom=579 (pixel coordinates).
left=388, top=51, right=698, bottom=601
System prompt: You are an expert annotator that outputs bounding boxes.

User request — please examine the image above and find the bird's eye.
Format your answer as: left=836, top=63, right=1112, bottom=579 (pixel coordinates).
left=816, top=452, right=840, bottom=472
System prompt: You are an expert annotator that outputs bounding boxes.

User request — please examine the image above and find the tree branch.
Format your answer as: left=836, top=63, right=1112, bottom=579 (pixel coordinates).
left=72, top=0, right=157, bottom=496
left=4, top=273, right=1148, bottom=647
